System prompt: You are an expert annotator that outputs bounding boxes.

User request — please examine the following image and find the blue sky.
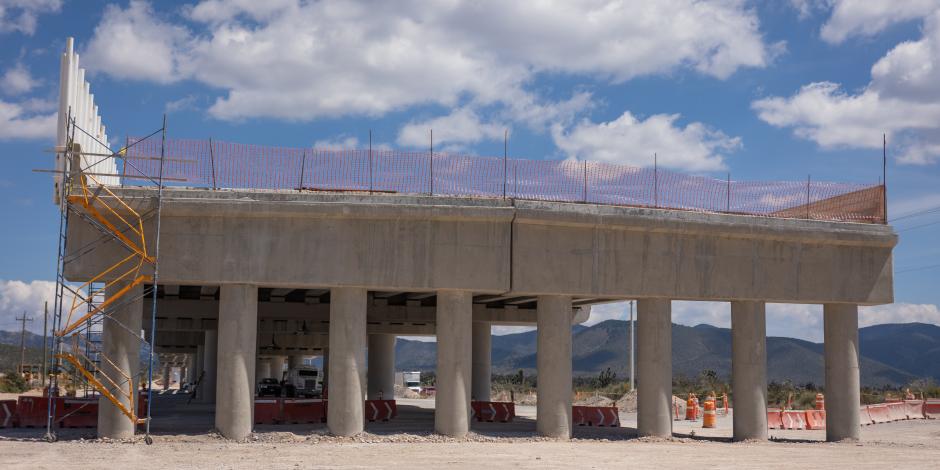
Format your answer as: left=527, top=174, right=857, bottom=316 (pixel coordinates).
left=1, top=1, right=939, bottom=341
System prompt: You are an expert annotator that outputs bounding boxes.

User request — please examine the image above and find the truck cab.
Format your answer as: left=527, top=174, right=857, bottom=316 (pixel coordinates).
left=283, top=366, right=322, bottom=398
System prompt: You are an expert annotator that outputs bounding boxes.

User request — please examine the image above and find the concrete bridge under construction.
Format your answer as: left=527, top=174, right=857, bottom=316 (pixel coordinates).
left=63, top=187, right=895, bottom=442
left=51, top=38, right=896, bottom=444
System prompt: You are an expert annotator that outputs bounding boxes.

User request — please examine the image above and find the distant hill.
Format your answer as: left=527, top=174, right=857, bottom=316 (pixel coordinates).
left=2, top=321, right=933, bottom=387
left=394, top=320, right=931, bottom=387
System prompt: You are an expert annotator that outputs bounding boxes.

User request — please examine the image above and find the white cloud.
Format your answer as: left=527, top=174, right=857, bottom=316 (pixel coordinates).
left=859, top=303, right=940, bottom=327
left=398, top=108, right=505, bottom=149
left=821, top=0, right=940, bottom=44
left=0, top=0, right=61, bottom=35
left=1, top=63, right=36, bottom=95
left=788, top=0, right=832, bottom=20
left=754, top=9, right=940, bottom=165
left=0, top=280, right=55, bottom=333
left=0, top=99, right=56, bottom=140
left=84, top=1, right=190, bottom=84
left=85, top=0, right=776, bottom=123
left=165, top=95, right=198, bottom=114
left=552, top=111, right=740, bottom=171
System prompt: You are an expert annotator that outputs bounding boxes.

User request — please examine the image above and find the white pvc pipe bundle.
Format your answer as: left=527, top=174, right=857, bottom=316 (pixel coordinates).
left=55, top=37, right=118, bottom=203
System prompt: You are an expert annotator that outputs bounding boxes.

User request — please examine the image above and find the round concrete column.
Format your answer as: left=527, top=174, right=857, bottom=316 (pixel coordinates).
left=194, top=345, right=205, bottom=400
left=97, top=282, right=143, bottom=439
left=471, top=322, right=492, bottom=402
left=202, top=330, right=218, bottom=404
left=435, top=290, right=472, bottom=437
left=257, top=358, right=272, bottom=380
left=288, top=355, right=305, bottom=370
left=824, top=303, right=861, bottom=441
left=368, top=334, right=396, bottom=400
left=327, top=287, right=367, bottom=436
left=637, top=298, right=672, bottom=438
left=163, top=365, right=171, bottom=390
left=270, top=356, right=286, bottom=381
left=731, top=301, right=768, bottom=441
left=536, top=296, right=573, bottom=439
left=215, top=284, right=258, bottom=440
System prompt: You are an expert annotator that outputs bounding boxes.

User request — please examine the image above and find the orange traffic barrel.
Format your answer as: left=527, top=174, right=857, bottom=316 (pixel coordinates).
left=815, top=393, right=825, bottom=410
left=702, top=398, right=716, bottom=428
left=686, top=393, right=696, bottom=420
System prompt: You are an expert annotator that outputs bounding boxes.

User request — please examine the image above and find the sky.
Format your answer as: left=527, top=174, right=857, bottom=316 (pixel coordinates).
left=1, top=0, right=939, bottom=342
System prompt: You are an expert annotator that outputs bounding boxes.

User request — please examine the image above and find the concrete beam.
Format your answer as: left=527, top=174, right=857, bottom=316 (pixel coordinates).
left=327, top=287, right=367, bottom=436
left=536, top=296, right=572, bottom=439
left=731, top=301, right=767, bottom=441
left=637, top=299, right=672, bottom=438
left=435, top=290, right=472, bottom=437
left=215, top=284, right=257, bottom=440
left=824, top=304, right=861, bottom=441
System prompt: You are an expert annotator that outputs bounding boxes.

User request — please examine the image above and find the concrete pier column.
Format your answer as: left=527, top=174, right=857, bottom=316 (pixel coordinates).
left=637, top=299, right=672, bottom=438
left=195, top=345, right=205, bottom=399
left=471, top=322, right=492, bottom=402
left=288, top=355, right=305, bottom=370
left=327, top=287, right=367, bottom=436
left=368, top=334, right=396, bottom=400
left=215, top=284, right=258, bottom=440
left=97, top=282, right=143, bottom=439
left=202, top=330, right=218, bottom=403
left=322, top=349, right=329, bottom=391
left=731, top=301, right=768, bottom=441
left=824, top=304, right=861, bottom=441
left=163, top=365, right=171, bottom=391
left=435, top=290, right=472, bottom=437
left=270, top=356, right=286, bottom=381
left=536, top=295, right=572, bottom=439
left=257, top=359, right=271, bottom=380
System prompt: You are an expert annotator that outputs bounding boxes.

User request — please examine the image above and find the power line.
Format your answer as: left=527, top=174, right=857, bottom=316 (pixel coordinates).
left=889, top=204, right=940, bottom=223
left=895, top=263, right=940, bottom=274
left=897, top=219, right=940, bottom=233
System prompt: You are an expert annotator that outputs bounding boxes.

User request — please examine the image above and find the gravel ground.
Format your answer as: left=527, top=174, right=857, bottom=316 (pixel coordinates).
left=2, top=395, right=938, bottom=469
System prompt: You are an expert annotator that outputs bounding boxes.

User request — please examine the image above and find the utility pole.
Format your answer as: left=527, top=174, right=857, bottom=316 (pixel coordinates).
left=16, top=311, right=33, bottom=377
left=42, top=301, right=49, bottom=388
left=629, top=300, right=635, bottom=392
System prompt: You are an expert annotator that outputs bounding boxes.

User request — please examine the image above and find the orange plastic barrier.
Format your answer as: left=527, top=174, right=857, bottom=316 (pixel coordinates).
left=471, top=401, right=514, bottom=423
left=254, top=398, right=282, bottom=424
left=16, top=396, right=64, bottom=428
left=685, top=394, right=696, bottom=420
left=886, top=401, right=907, bottom=421
left=804, top=410, right=826, bottom=430
left=924, top=400, right=940, bottom=419
left=859, top=405, right=873, bottom=425
left=60, top=398, right=97, bottom=428
left=281, top=398, right=327, bottom=424
left=780, top=410, right=806, bottom=430
left=572, top=406, right=620, bottom=427
left=867, top=404, right=890, bottom=424
left=767, top=410, right=783, bottom=429
left=0, top=400, right=16, bottom=428
left=702, top=399, right=716, bottom=428
left=365, top=399, right=397, bottom=422
left=902, top=400, right=924, bottom=419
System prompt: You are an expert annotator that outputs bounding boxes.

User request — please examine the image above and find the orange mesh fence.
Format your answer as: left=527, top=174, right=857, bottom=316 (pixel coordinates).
left=122, top=138, right=885, bottom=223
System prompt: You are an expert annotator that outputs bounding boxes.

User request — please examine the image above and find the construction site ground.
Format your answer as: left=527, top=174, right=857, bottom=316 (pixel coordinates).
left=2, top=392, right=939, bottom=469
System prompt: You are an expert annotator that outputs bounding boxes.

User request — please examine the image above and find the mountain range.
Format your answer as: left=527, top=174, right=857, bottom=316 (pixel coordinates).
left=395, top=321, right=940, bottom=387
left=3, top=321, right=938, bottom=387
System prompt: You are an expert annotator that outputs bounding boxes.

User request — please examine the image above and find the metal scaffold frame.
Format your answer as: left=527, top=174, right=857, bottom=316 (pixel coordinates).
left=45, top=111, right=167, bottom=445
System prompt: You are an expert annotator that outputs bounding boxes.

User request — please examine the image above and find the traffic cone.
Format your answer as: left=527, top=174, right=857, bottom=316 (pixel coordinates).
left=702, top=398, right=716, bottom=428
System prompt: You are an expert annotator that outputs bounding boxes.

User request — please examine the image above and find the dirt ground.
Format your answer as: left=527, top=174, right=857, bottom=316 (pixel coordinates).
left=2, top=394, right=939, bottom=469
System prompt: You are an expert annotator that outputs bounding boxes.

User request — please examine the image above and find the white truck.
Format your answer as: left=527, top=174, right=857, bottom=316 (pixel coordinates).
left=395, top=371, right=422, bottom=394
left=283, top=366, right=322, bottom=398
